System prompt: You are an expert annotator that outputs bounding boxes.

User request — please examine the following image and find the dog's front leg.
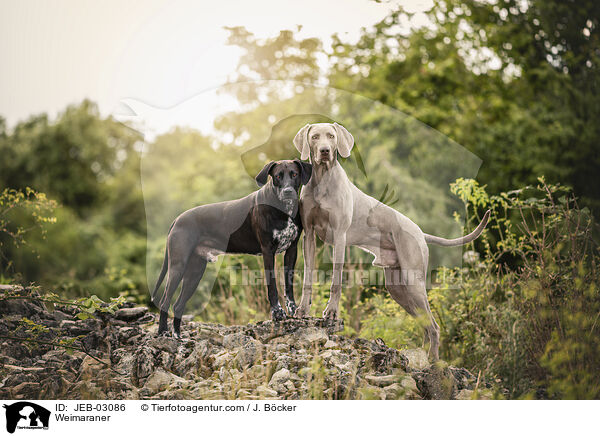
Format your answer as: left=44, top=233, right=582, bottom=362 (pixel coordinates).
left=263, top=249, right=286, bottom=321
left=323, top=233, right=346, bottom=320
left=283, top=241, right=298, bottom=316
left=295, top=227, right=315, bottom=318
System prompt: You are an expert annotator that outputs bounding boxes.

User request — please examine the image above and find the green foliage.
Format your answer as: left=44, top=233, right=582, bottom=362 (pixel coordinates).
left=0, top=101, right=146, bottom=295
left=435, top=178, right=599, bottom=398
left=2, top=289, right=124, bottom=364
left=0, top=187, right=57, bottom=261
left=73, top=294, right=126, bottom=320
left=328, top=0, right=600, bottom=215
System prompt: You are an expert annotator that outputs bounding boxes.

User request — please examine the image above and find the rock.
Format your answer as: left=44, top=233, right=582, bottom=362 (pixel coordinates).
left=455, top=388, right=495, bottom=400
left=369, top=348, right=407, bottom=372
left=399, top=348, right=430, bottom=371
left=70, top=381, right=107, bottom=400
left=143, top=370, right=188, bottom=394
left=0, top=288, right=45, bottom=317
left=212, top=351, right=232, bottom=369
left=0, top=287, right=496, bottom=401
left=147, top=336, right=180, bottom=354
left=60, top=319, right=101, bottom=336
left=413, top=364, right=455, bottom=400
left=324, top=339, right=337, bottom=349
left=234, top=343, right=262, bottom=369
left=294, top=327, right=328, bottom=346
left=269, top=368, right=291, bottom=393
left=133, top=346, right=155, bottom=383
left=365, top=374, right=400, bottom=387
left=79, top=355, right=108, bottom=379
left=196, top=326, right=224, bottom=345
left=455, top=389, right=474, bottom=400
left=272, top=343, right=289, bottom=353
left=115, top=307, right=148, bottom=321
left=10, top=382, right=41, bottom=399
left=400, top=375, right=420, bottom=399
left=223, top=333, right=257, bottom=349
left=2, top=364, right=45, bottom=372
left=449, top=367, right=477, bottom=390
left=257, top=385, right=278, bottom=398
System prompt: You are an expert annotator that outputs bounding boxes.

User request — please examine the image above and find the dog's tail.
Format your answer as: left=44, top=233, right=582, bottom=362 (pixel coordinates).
left=424, top=210, right=490, bottom=247
left=151, top=221, right=175, bottom=304
left=151, top=249, right=168, bottom=304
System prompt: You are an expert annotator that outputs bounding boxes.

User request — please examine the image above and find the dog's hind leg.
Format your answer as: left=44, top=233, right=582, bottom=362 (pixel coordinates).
left=158, top=232, right=194, bottom=336
left=172, top=254, right=207, bottom=338
left=384, top=264, right=440, bottom=360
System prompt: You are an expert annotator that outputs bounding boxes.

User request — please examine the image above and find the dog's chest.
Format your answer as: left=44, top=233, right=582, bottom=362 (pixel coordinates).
left=273, top=217, right=299, bottom=253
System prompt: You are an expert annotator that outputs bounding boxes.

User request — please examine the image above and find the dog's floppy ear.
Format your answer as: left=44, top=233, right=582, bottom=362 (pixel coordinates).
left=255, top=161, right=277, bottom=187
left=294, top=158, right=312, bottom=185
left=293, top=124, right=311, bottom=160
left=333, top=122, right=354, bottom=158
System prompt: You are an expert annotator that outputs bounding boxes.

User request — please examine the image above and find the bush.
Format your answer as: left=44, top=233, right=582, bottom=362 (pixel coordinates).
left=435, top=178, right=599, bottom=399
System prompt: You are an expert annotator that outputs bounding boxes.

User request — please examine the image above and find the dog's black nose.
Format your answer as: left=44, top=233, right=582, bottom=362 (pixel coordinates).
left=319, top=148, right=330, bottom=155
left=281, top=187, right=296, bottom=197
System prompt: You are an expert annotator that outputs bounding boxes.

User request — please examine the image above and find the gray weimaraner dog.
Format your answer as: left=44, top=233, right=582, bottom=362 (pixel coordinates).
left=293, top=122, right=490, bottom=360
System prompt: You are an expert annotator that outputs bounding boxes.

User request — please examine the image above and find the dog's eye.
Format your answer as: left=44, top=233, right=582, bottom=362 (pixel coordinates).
left=312, top=134, right=319, bottom=140
left=276, top=173, right=283, bottom=179
left=290, top=172, right=297, bottom=178
left=327, top=133, right=334, bottom=138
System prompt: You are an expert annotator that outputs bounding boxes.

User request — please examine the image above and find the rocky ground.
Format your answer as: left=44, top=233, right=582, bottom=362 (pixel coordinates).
left=0, top=287, right=495, bottom=400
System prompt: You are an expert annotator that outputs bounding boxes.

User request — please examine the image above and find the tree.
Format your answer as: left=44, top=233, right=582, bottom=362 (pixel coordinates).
left=328, top=0, right=600, bottom=214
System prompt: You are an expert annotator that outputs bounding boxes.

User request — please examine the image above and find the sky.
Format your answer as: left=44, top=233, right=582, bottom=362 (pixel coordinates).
left=0, top=0, right=433, bottom=133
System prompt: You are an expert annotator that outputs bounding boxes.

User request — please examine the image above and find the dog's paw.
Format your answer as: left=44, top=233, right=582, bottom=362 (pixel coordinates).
left=157, top=329, right=171, bottom=337
left=294, top=304, right=309, bottom=318
left=271, top=305, right=287, bottom=322
left=285, top=299, right=298, bottom=317
left=323, top=304, right=340, bottom=320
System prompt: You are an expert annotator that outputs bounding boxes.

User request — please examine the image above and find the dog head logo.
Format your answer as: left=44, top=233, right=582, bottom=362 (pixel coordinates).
left=2, top=402, right=50, bottom=434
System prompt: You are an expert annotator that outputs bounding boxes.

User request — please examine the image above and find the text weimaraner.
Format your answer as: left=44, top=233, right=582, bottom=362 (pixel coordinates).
left=293, top=122, right=490, bottom=360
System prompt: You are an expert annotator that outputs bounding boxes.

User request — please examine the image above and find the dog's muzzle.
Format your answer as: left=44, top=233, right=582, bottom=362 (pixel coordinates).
left=280, top=187, right=296, bottom=200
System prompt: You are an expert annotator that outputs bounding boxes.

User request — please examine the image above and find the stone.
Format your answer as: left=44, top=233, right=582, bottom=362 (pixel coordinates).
left=413, top=364, right=455, bottom=400
left=0, top=288, right=499, bottom=401
left=143, top=370, right=188, bottom=394
left=114, top=306, right=148, bottom=321
left=257, top=385, right=278, bottom=398
left=399, top=348, right=430, bottom=371
left=455, top=389, right=474, bottom=400
left=134, top=346, right=155, bottom=382
left=212, top=351, right=232, bottom=369
left=455, top=388, right=495, bottom=400
left=147, top=336, right=180, bottom=354
left=294, top=327, right=328, bottom=346
left=2, top=364, right=44, bottom=372
left=400, top=375, right=420, bottom=398
left=324, top=339, right=337, bottom=349
left=268, top=368, right=291, bottom=393
left=79, top=355, right=108, bottom=379
left=449, top=367, right=477, bottom=390
left=233, top=343, right=262, bottom=369
left=10, top=382, right=40, bottom=399
left=365, top=374, right=400, bottom=387
left=223, top=333, right=258, bottom=349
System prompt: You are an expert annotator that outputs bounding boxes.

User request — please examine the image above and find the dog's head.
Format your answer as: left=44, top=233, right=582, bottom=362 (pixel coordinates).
left=255, top=159, right=312, bottom=202
left=293, top=122, right=354, bottom=167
